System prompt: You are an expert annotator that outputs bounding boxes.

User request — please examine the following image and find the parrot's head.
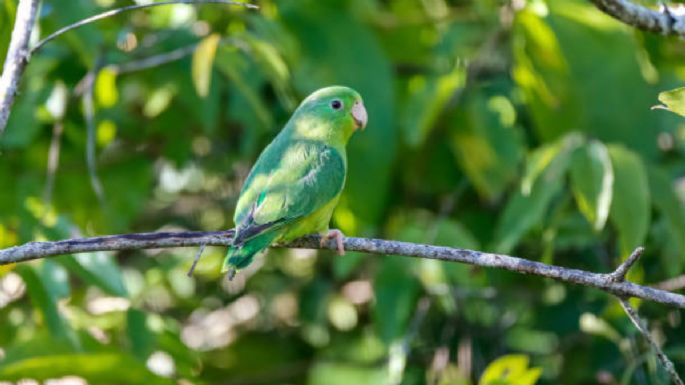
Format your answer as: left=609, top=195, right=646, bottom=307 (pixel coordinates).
left=292, top=86, right=367, bottom=143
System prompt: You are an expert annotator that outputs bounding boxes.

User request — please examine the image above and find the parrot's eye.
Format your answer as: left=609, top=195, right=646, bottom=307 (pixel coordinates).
left=330, top=99, right=343, bottom=110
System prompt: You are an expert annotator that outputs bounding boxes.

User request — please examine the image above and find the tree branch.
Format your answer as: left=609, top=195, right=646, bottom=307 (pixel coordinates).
left=618, top=297, right=684, bottom=385
left=2, top=231, right=685, bottom=309
left=608, top=246, right=644, bottom=282
left=590, top=0, right=685, bottom=36
left=606, top=247, right=683, bottom=383
left=0, top=0, right=40, bottom=135
left=30, top=0, right=258, bottom=55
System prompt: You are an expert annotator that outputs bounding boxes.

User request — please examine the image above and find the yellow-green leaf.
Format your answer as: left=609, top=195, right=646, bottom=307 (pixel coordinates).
left=479, top=354, right=541, bottom=385
left=0, top=353, right=174, bottom=385
left=657, top=87, right=685, bottom=117
left=192, top=33, right=221, bottom=97
left=95, top=66, right=118, bottom=108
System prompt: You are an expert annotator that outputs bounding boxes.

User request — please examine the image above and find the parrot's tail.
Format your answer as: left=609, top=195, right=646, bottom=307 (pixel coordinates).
left=222, top=231, right=279, bottom=280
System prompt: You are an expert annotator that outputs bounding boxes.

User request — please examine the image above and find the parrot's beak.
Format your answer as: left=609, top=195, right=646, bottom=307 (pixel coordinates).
left=352, top=100, right=368, bottom=130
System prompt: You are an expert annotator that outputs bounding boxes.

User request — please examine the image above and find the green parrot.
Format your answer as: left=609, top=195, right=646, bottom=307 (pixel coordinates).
left=222, top=86, right=368, bottom=280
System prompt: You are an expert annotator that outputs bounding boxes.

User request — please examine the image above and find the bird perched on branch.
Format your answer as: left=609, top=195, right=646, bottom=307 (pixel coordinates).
left=222, top=86, right=368, bottom=280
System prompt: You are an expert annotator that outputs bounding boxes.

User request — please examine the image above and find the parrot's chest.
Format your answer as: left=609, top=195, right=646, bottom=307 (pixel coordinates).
left=279, top=197, right=340, bottom=241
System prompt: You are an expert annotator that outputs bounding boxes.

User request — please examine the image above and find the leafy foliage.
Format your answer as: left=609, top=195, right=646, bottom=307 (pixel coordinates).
left=2, top=0, right=685, bottom=384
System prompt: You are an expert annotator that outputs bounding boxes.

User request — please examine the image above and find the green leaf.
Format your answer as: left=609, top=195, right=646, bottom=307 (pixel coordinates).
left=308, top=361, right=388, bottom=385
left=215, top=47, right=273, bottom=130
left=607, top=145, right=650, bottom=256
left=373, top=257, right=420, bottom=344
left=648, top=167, right=685, bottom=275
left=38, top=215, right=128, bottom=297
left=450, top=91, right=524, bottom=202
left=569, top=140, right=613, bottom=231
left=0, top=353, right=175, bottom=385
left=127, top=308, right=155, bottom=361
left=657, top=87, right=685, bottom=117
left=492, top=135, right=578, bottom=253
left=479, top=354, right=541, bottom=385
left=17, top=262, right=78, bottom=347
left=192, top=33, right=221, bottom=97
left=59, top=251, right=127, bottom=297
left=402, top=68, right=466, bottom=148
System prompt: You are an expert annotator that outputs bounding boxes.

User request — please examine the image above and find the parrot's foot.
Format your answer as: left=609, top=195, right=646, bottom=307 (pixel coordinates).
left=225, top=267, right=237, bottom=281
left=320, top=229, right=345, bottom=256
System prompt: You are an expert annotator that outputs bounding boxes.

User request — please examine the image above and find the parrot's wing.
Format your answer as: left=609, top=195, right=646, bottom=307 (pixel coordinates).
left=232, top=142, right=346, bottom=245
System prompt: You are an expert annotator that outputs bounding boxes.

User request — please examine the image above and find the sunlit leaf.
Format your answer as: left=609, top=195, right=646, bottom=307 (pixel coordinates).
left=95, top=66, right=119, bottom=108
left=607, top=145, right=650, bottom=256
left=192, top=33, right=221, bottom=97
left=479, top=354, right=541, bottom=385
left=0, top=352, right=174, bottom=385
left=308, top=361, right=388, bottom=385
left=657, top=87, right=685, bottom=118
left=569, top=140, right=613, bottom=231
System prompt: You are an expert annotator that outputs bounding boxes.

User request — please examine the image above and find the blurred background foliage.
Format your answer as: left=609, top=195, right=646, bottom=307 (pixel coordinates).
left=2, top=0, right=685, bottom=383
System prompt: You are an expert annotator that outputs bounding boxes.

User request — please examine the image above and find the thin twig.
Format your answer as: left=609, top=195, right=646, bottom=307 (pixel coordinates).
left=82, top=62, right=106, bottom=204
left=607, top=247, right=684, bottom=383
left=2, top=231, right=685, bottom=308
left=618, top=297, right=684, bottom=385
left=187, top=243, right=206, bottom=277
left=112, top=43, right=200, bottom=75
left=653, top=275, right=685, bottom=292
left=590, top=0, right=685, bottom=36
left=609, top=247, right=645, bottom=282
left=30, top=0, right=258, bottom=55
left=0, top=0, right=40, bottom=135
left=43, top=121, right=64, bottom=204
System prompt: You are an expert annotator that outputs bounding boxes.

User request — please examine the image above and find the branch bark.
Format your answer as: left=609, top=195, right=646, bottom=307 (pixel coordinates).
left=2, top=230, right=685, bottom=309
left=0, top=0, right=40, bottom=135
left=590, top=0, right=685, bottom=36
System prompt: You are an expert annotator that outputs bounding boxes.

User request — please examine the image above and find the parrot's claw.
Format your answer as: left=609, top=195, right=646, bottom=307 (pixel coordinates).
left=225, top=267, right=237, bottom=281
left=320, top=229, right=345, bottom=256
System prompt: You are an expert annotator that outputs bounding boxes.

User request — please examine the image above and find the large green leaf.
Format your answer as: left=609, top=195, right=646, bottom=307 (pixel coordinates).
left=492, top=135, right=578, bottom=253
left=373, top=257, right=420, bottom=344
left=17, top=262, right=78, bottom=347
left=450, top=91, right=524, bottom=202
left=61, top=252, right=128, bottom=297
left=569, top=140, right=613, bottom=231
left=401, top=68, right=465, bottom=148
left=0, top=353, right=174, bottom=385
left=127, top=308, right=156, bottom=361
left=607, top=145, right=650, bottom=256
left=648, top=166, right=685, bottom=275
